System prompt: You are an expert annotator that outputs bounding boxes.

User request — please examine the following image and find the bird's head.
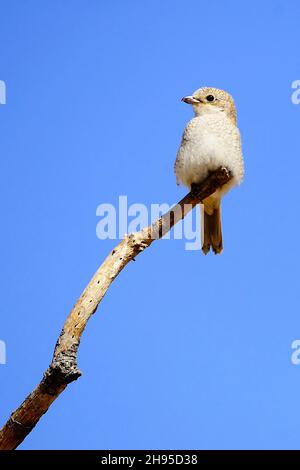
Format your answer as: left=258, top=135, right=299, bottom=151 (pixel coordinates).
left=182, top=87, right=237, bottom=124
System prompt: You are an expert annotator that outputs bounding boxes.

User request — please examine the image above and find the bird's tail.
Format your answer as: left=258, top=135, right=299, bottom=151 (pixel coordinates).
left=201, top=202, right=223, bottom=255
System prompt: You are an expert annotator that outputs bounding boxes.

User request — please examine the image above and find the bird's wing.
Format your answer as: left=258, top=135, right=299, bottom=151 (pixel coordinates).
left=174, top=125, right=190, bottom=185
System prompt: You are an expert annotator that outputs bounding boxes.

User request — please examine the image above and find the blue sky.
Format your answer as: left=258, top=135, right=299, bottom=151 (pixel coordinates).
left=1, top=0, right=300, bottom=450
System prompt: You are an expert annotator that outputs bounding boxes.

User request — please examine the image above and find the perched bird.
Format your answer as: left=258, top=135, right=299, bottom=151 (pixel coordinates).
left=174, top=87, right=244, bottom=254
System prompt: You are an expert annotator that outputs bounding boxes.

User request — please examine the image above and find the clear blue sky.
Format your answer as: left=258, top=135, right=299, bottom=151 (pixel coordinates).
left=1, top=0, right=300, bottom=450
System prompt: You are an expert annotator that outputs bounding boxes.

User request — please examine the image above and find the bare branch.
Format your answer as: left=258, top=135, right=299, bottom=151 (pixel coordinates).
left=0, top=167, right=231, bottom=450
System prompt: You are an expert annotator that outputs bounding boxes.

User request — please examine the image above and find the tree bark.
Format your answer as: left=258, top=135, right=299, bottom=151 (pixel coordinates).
left=0, top=167, right=231, bottom=450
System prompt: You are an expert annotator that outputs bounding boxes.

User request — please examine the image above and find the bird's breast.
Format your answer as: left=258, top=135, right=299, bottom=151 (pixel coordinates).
left=175, top=115, right=243, bottom=188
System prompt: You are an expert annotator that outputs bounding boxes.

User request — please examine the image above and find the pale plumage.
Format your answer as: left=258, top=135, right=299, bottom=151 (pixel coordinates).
left=174, top=87, right=244, bottom=254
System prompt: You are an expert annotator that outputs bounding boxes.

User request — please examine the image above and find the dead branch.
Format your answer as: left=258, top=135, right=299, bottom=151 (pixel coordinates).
left=0, top=167, right=231, bottom=450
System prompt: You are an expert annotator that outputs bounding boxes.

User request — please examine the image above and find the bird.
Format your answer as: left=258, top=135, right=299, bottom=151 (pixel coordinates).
left=174, top=87, right=244, bottom=254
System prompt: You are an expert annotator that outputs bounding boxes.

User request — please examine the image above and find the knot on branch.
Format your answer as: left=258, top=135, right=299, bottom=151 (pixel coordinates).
left=41, top=346, right=82, bottom=395
left=128, top=232, right=152, bottom=253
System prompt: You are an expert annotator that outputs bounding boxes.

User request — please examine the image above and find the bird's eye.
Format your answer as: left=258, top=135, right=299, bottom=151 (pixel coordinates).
left=206, top=95, right=215, bottom=102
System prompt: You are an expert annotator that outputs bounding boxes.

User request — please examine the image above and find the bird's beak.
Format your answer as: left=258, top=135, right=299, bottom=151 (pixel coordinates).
left=181, top=96, right=202, bottom=105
